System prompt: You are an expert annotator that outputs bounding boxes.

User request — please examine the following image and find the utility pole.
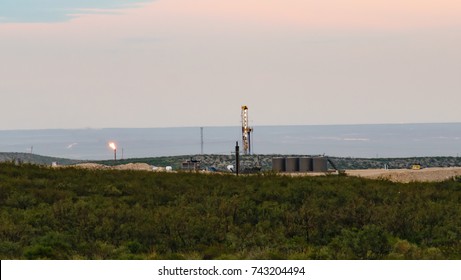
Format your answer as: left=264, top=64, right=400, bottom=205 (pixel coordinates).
left=235, top=141, right=240, bottom=176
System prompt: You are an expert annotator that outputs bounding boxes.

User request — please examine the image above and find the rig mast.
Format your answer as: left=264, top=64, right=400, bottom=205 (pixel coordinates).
left=241, top=105, right=253, bottom=155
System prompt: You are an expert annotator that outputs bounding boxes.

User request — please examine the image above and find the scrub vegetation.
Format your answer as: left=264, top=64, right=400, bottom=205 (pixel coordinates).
left=1, top=162, right=460, bottom=260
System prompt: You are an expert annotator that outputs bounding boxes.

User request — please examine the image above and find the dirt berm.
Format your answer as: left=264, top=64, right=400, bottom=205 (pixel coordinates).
left=346, top=167, right=461, bottom=183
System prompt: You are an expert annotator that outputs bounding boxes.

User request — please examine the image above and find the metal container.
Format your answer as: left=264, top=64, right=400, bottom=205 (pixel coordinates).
left=313, top=157, right=328, bottom=172
left=299, top=157, right=313, bottom=172
left=272, top=157, right=286, bottom=172
left=285, top=157, right=300, bottom=172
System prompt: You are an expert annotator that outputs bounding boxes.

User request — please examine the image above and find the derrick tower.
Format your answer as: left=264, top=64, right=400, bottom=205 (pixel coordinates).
left=241, top=105, right=253, bottom=155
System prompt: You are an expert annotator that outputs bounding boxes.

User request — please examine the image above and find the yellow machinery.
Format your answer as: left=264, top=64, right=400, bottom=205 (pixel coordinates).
left=411, top=164, right=422, bottom=170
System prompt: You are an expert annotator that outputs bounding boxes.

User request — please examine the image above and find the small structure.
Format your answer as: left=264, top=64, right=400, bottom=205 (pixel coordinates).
left=181, top=158, right=201, bottom=171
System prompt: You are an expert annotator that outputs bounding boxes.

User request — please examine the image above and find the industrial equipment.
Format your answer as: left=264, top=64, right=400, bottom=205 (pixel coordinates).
left=241, top=105, right=253, bottom=155
left=411, top=163, right=422, bottom=170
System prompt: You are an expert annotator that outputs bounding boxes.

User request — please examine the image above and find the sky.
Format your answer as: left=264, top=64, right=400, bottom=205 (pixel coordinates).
left=1, top=0, right=460, bottom=129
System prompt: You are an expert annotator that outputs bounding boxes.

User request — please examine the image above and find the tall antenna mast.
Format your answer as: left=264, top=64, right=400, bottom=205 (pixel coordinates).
left=200, top=127, right=204, bottom=154
left=241, top=105, right=253, bottom=155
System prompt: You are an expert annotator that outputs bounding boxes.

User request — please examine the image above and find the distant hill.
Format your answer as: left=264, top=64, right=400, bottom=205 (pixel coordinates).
left=329, top=156, right=461, bottom=170
left=0, top=152, right=82, bottom=166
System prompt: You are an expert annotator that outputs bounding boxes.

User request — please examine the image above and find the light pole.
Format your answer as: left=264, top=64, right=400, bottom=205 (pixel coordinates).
left=109, top=142, right=117, bottom=161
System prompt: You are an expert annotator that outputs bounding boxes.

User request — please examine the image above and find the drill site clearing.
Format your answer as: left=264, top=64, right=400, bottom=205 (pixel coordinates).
left=62, top=162, right=461, bottom=184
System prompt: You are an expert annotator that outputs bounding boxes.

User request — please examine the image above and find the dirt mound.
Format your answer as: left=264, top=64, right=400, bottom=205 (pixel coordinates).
left=72, top=162, right=156, bottom=171
left=112, top=163, right=153, bottom=171
left=73, top=163, right=109, bottom=170
left=346, top=167, right=461, bottom=183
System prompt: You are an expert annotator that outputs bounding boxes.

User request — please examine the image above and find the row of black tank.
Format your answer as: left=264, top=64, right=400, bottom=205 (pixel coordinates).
left=272, top=157, right=328, bottom=172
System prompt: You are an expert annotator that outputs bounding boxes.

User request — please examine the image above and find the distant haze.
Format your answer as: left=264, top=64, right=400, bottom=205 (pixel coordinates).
left=1, top=0, right=460, bottom=129
left=1, top=124, right=460, bottom=160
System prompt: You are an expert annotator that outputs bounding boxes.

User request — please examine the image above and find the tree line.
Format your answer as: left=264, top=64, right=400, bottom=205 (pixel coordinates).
left=1, top=162, right=460, bottom=259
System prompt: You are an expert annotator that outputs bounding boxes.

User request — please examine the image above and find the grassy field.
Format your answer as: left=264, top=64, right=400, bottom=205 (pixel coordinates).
left=1, top=162, right=460, bottom=259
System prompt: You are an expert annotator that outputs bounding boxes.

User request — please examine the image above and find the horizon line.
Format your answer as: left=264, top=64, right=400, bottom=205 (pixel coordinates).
left=1, top=121, right=461, bottom=131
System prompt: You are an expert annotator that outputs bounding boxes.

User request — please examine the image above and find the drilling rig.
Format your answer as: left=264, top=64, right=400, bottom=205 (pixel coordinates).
left=241, top=105, right=253, bottom=155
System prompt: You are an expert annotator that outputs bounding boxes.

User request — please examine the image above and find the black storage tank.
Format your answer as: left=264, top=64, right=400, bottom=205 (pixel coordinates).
left=299, top=157, right=313, bottom=172
left=285, top=157, right=300, bottom=172
left=272, top=157, right=286, bottom=172
left=313, top=157, right=328, bottom=172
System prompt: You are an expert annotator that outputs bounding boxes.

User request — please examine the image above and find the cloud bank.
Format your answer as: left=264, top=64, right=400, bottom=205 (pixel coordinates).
left=0, top=0, right=152, bottom=23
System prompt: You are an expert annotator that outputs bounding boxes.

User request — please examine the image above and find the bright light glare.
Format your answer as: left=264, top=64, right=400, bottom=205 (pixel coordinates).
left=109, top=142, right=116, bottom=150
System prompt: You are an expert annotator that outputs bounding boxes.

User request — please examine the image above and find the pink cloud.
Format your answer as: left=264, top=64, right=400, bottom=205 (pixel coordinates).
left=145, top=0, right=461, bottom=31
